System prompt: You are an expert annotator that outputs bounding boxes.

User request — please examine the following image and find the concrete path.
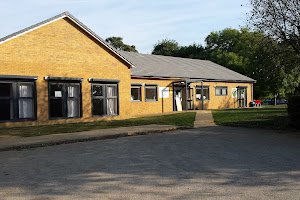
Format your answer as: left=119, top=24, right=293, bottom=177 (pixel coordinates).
left=0, top=124, right=178, bottom=151
left=194, top=110, right=216, bottom=127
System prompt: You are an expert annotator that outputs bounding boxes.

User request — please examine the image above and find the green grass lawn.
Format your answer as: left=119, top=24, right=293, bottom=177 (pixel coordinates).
left=0, top=112, right=196, bottom=137
left=212, top=106, right=290, bottom=129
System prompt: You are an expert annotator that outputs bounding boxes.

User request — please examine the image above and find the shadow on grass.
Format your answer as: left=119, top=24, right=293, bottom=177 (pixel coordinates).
left=0, top=112, right=196, bottom=137
left=219, top=117, right=290, bottom=130
left=212, top=107, right=291, bottom=130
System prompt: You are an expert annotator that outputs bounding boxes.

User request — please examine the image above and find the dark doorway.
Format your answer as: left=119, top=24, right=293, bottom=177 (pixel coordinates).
left=237, top=87, right=247, bottom=108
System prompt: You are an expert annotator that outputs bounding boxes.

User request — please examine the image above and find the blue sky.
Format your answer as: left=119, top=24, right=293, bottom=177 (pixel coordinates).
left=0, top=0, right=251, bottom=53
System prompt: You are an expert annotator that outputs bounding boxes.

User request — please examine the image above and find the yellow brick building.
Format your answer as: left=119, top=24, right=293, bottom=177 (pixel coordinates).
left=0, top=12, right=255, bottom=128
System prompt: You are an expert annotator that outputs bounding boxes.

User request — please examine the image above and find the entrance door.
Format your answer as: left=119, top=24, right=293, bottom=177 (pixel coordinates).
left=174, top=87, right=183, bottom=111
left=237, top=87, right=247, bottom=108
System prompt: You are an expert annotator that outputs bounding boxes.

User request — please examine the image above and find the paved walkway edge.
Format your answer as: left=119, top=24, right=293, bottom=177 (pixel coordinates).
left=193, top=110, right=217, bottom=128
left=0, top=126, right=183, bottom=152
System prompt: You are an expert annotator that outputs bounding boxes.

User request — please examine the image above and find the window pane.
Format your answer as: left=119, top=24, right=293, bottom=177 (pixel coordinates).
left=203, top=88, right=209, bottom=100
left=145, top=87, right=157, bottom=101
left=67, top=99, right=79, bottom=118
left=19, top=99, right=33, bottom=119
left=196, top=89, right=201, bottom=100
left=50, top=84, right=63, bottom=97
left=92, top=85, right=103, bottom=96
left=131, top=87, right=141, bottom=101
left=107, top=98, right=117, bottom=115
left=19, top=84, right=33, bottom=97
left=196, top=88, right=209, bottom=100
left=107, top=86, right=117, bottom=97
left=222, top=88, right=227, bottom=95
left=0, top=99, right=12, bottom=120
left=68, top=85, right=79, bottom=97
left=240, top=89, right=245, bottom=98
left=92, top=99, right=104, bottom=115
left=216, top=88, right=221, bottom=95
left=0, top=83, right=11, bottom=97
left=50, top=99, right=63, bottom=118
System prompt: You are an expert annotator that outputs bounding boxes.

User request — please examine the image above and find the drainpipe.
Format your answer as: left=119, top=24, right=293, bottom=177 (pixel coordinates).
left=185, top=80, right=188, bottom=111
left=201, top=81, right=204, bottom=110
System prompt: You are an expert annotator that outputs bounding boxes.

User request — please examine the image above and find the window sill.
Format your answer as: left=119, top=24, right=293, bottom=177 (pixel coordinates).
left=49, top=116, right=82, bottom=120
left=145, top=100, right=158, bottom=102
left=131, top=100, right=142, bottom=102
left=92, top=114, right=119, bottom=117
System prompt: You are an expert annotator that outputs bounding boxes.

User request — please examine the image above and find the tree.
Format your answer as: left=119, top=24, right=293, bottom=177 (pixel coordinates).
left=152, top=39, right=179, bottom=56
left=152, top=39, right=207, bottom=59
left=248, top=0, right=300, bottom=54
left=174, top=43, right=207, bottom=60
left=105, top=37, right=138, bottom=52
left=205, top=28, right=258, bottom=77
left=205, top=28, right=300, bottom=100
left=205, top=28, right=241, bottom=52
left=250, top=37, right=300, bottom=102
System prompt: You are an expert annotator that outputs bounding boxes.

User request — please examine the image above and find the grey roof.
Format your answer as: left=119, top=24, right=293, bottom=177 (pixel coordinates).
left=0, top=12, right=134, bottom=68
left=119, top=51, right=255, bottom=82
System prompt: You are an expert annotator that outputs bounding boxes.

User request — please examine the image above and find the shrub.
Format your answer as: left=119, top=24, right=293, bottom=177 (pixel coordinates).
left=287, top=95, right=300, bottom=128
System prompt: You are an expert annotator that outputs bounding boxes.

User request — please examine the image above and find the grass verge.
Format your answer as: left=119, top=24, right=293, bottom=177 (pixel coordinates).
left=0, top=112, right=196, bottom=137
left=212, top=106, right=290, bottom=130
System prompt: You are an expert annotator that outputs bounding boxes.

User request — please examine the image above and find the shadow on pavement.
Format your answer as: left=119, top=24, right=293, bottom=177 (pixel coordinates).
left=1, top=126, right=300, bottom=199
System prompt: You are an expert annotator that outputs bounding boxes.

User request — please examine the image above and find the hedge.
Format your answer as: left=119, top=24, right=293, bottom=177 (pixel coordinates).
left=287, top=95, right=300, bottom=128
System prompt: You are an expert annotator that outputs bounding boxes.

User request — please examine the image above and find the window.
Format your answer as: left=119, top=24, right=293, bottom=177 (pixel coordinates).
left=215, top=87, right=227, bottom=96
left=92, top=83, right=119, bottom=116
left=49, top=82, right=81, bottom=119
left=131, top=84, right=142, bottom=101
left=107, top=85, right=118, bottom=115
left=145, top=85, right=158, bottom=102
left=0, top=81, right=36, bottom=122
left=196, top=86, right=209, bottom=101
left=19, top=83, right=34, bottom=119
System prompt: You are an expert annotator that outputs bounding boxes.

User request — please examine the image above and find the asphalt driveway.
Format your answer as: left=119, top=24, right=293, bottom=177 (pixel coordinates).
left=1, top=126, right=300, bottom=199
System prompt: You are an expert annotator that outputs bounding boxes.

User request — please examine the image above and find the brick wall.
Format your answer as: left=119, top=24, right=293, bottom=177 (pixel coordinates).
left=130, top=78, right=176, bottom=116
left=191, top=82, right=252, bottom=110
left=0, top=18, right=132, bottom=127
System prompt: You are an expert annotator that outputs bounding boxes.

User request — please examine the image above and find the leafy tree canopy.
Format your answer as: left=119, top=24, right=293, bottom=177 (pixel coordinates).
left=206, top=28, right=300, bottom=99
left=152, top=39, right=179, bottom=56
left=152, top=39, right=207, bottom=59
left=174, top=43, right=207, bottom=60
left=248, top=0, right=300, bottom=54
left=105, top=37, right=138, bottom=52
